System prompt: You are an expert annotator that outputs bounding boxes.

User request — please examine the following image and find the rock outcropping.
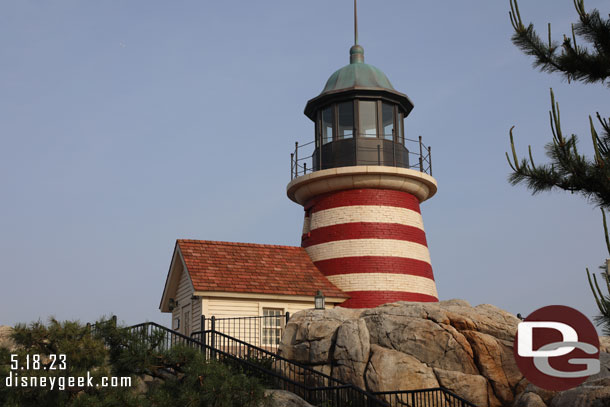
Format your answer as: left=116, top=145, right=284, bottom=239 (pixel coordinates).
left=278, top=300, right=610, bottom=407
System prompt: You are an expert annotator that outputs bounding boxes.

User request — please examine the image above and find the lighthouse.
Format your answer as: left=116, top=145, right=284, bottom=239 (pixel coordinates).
left=287, top=3, right=438, bottom=308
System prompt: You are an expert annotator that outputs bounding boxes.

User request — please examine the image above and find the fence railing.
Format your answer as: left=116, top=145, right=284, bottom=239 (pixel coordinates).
left=192, top=313, right=290, bottom=355
left=374, top=388, right=477, bottom=407
left=200, top=328, right=388, bottom=407
left=93, top=319, right=477, bottom=407
left=128, top=321, right=202, bottom=352
left=290, top=136, right=432, bottom=180
left=123, top=322, right=388, bottom=407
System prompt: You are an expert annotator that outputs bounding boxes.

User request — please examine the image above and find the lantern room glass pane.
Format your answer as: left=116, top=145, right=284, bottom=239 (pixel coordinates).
left=322, top=107, right=334, bottom=145
left=382, top=103, right=395, bottom=140
left=358, top=101, right=377, bottom=138
left=398, top=113, right=404, bottom=144
left=338, top=101, right=354, bottom=139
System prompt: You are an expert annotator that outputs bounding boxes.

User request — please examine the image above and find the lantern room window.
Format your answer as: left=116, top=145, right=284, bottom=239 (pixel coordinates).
left=358, top=100, right=377, bottom=138
left=317, top=100, right=409, bottom=143
left=397, top=112, right=404, bottom=144
left=382, top=102, right=395, bottom=141
left=338, top=101, right=354, bottom=139
left=321, top=107, right=334, bottom=145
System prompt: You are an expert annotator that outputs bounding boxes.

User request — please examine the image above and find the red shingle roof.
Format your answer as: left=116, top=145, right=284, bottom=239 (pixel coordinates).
left=177, top=240, right=348, bottom=299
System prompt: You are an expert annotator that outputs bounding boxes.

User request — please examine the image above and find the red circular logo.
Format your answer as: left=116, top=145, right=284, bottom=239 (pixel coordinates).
left=513, top=305, right=600, bottom=391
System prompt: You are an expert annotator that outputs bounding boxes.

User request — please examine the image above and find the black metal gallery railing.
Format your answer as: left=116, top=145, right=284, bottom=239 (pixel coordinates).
left=192, top=313, right=290, bottom=355
left=290, top=136, right=432, bottom=180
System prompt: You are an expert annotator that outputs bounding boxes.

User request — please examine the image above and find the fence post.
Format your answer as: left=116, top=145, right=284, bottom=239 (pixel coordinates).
left=295, top=142, right=299, bottom=176
left=210, top=316, right=216, bottom=359
left=419, top=136, right=423, bottom=172
left=200, top=315, right=206, bottom=353
left=285, top=312, right=290, bottom=323
left=428, top=146, right=432, bottom=176
left=290, top=153, right=294, bottom=180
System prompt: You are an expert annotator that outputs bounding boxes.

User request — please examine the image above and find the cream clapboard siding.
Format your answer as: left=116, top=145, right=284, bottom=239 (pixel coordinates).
left=205, top=297, right=336, bottom=317
left=170, top=261, right=199, bottom=335
left=191, top=296, right=202, bottom=332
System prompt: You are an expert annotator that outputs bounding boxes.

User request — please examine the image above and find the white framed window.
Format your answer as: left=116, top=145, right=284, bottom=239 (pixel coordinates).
left=262, top=308, right=283, bottom=346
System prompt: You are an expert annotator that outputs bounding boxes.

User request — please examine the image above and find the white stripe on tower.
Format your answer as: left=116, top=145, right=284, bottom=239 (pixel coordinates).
left=309, top=205, right=424, bottom=231
left=305, top=239, right=431, bottom=264
left=327, top=273, right=438, bottom=297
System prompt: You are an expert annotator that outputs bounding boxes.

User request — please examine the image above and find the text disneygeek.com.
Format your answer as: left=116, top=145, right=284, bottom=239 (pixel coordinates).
left=5, top=354, right=131, bottom=391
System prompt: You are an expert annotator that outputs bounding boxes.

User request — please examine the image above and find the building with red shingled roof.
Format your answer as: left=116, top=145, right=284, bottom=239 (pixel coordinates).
left=160, top=239, right=348, bottom=337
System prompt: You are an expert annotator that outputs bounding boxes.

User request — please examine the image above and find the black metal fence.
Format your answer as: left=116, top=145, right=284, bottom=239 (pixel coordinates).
left=192, top=313, right=290, bottom=354
left=192, top=320, right=477, bottom=407
left=200, top=328, right=388, bottom=407
left=123, top=321, right=388, bottom=407
left=290, top=136, right=432, bottom=180
left=374, top=388, right=477, bottom=407
left=93, top=319, right=477, bottom=407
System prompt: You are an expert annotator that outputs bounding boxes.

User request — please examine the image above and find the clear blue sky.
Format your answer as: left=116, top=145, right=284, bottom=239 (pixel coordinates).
left=1, top=1, right=608, bottom=330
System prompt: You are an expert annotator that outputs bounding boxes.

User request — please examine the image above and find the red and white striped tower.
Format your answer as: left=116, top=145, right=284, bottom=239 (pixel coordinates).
left=287, top=5, right=438, bottom=308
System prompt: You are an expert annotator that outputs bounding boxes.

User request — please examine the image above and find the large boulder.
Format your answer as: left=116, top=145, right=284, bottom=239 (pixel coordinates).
left=363, top=311, right=479, bottom=374
left=549, top=377, right=610, bottom=407
left=264, top=390, right=315, bottom=407
left=332, top=319, right=370, bottom=388
left=279, top=300, right=610, bottom=407
left=365, top=344, right=439, bottom=392
left=279, top=308, right=360, bottom=364
left=433, top=368, right=500, bottom=407
left=513, top=392, right=547, bottom=407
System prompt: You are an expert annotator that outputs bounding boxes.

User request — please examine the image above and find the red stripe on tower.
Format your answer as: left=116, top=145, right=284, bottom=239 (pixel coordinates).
left=302, top=222, right=428, bottom=248
left=309, top=189, right=422, bottom=213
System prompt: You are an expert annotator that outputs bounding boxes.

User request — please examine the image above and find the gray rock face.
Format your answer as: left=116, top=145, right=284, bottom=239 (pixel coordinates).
left=264, top=389, right=315, bottom=407
left=364, top=313, right=479, bottom=374
left=279, top=301, right=610, bottom=407
left=0, top=326, right=15, bottom=351
left=332, top=319, right=370, bottom=388
left=365, top=344, right=439, bottom=392
left=549, top=378, right=610, bottom=407
left=514, top=392, right=547, bottom=407
left=433, top=368, right=495, bottom=407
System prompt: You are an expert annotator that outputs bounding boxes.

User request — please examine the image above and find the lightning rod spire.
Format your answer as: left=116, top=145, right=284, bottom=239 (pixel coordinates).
left=354, top=0, right=358, bottom=45
left=350, top=0, right=364, bottom=63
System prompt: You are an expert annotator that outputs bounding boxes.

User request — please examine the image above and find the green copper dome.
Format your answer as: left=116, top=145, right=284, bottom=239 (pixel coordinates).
left=321, top=45, right=395, bottom=93
left=304, top=45, right=413, bottom=121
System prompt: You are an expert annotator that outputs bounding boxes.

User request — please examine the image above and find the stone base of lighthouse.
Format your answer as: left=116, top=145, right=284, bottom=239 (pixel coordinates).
left=287, top=166, right=439, bottom=308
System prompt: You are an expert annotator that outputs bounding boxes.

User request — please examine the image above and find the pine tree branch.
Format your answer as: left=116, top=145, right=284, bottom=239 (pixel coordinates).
left=510, top=0, right=610, bottom=85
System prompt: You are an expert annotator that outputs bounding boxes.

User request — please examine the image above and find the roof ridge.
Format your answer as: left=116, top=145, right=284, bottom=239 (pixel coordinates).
left=177, top=239, right=302, bottom=250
